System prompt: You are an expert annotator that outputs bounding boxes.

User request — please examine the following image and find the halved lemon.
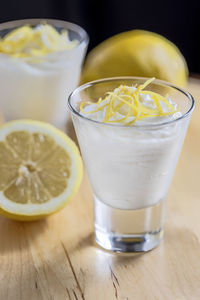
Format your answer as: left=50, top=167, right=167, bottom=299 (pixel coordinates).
left=0, top=120, right=83, bottom=221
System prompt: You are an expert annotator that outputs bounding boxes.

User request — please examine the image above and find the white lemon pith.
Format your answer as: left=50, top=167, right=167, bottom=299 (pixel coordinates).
left=0, top=120, right=83, bottom=221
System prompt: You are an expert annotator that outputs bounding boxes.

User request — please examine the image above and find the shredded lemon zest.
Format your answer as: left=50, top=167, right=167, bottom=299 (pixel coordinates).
left=80, top=78, right=177, bottom=125
left=135, top=77, right=155, bottom=93
left=0, top=24, right=78, bottom=58
left=141, top=91, right=175, bottom=111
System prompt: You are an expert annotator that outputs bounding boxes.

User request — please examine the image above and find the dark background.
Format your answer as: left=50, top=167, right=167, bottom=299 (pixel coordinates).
left=0, top=0, right=199, bottom=73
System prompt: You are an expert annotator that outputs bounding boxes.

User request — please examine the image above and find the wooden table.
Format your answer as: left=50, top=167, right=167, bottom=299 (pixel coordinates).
left=0, top=78, right=200, bottom=300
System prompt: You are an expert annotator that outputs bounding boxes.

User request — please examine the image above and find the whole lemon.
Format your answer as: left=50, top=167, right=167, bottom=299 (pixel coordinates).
left=81, top=30, right=188, bottom=87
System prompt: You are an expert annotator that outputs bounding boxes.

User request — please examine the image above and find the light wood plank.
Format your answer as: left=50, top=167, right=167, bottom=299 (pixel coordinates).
left=0, top=77, right=200, bottom=300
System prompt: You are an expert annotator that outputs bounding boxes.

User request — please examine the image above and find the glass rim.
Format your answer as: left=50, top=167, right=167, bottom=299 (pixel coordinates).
left=0, top=18, right=89, bottom=49
left=68, top=76, right=195, bottom=128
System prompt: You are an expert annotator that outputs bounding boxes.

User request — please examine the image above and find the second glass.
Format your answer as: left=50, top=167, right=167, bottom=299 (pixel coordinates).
left=0, top=19, right=88, bottom=132
left=68, top=77, right=194, bottom=252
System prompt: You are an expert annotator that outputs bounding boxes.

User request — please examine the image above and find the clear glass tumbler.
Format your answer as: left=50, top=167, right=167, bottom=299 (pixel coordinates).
left=68, top=77, right=194, bottom=252
left=0, top=19, right=89, bottom=132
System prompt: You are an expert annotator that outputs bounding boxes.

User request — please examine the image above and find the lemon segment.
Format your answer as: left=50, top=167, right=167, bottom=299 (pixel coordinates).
left=0, top=120, right=83, bottom=221
left=81, top=30, right=188, bottom=87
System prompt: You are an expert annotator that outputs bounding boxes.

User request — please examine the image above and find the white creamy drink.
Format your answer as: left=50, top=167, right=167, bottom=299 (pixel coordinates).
left=69, top=77, right=194, bottom=252
left=79, top=78, right=186, bottom=210
left=0, top=20, right=88, bottom=131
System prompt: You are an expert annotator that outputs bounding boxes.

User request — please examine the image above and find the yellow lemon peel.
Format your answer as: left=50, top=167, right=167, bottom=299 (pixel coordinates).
left=80, top=78, right=178, bottom=124
left=80, top=30, right=188, bottom=87
left=0, top=24, right=78, bottom=58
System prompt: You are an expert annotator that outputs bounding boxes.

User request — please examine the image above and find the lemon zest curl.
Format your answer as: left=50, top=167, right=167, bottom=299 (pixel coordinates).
left=80, top=78, right=178, bottom=125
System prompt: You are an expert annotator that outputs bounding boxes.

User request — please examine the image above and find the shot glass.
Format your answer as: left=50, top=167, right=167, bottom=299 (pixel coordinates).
left=68, top=77, right=194, bottom=252
left=0, top=19, right=88, bottom=133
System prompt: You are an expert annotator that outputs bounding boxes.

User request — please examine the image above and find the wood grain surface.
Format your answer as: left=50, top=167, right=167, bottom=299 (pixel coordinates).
left=0, top=78, right=200, bottom=300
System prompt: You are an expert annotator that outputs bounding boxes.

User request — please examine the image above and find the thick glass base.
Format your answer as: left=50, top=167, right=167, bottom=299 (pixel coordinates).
left=95, top=228, right=163, bottom=252
left=94, top=196, right=165, bottom=252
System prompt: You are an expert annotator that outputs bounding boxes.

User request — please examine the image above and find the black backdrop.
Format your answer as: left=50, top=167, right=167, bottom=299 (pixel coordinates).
left=0, top=0, right=199, bottom=73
